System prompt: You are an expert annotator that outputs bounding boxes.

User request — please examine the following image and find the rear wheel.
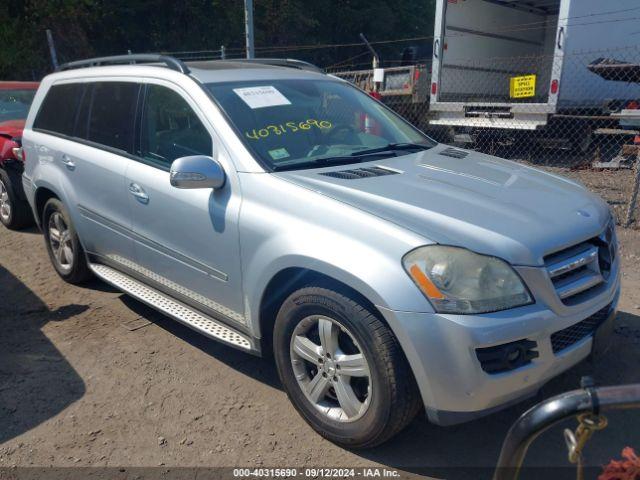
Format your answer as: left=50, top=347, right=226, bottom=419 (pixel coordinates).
left=0, top=168, right=33, bottom=230
left=42, top=198, right=92, bottom=284
left=273, top=285, right=421, bottom=448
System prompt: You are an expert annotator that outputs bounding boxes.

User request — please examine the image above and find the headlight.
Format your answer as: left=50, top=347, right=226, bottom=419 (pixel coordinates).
left=402, top=246, right=533, bottom=314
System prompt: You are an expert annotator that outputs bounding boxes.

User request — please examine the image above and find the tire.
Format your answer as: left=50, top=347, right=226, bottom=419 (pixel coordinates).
left=273, top=285, right=421, bottom=448
left=42, top=198, right=92, bottom=284
left=0, top=168, right=33, bottom=230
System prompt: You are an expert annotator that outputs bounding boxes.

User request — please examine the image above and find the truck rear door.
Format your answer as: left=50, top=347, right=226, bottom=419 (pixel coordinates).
left=430, top=0, right=567, bottom=129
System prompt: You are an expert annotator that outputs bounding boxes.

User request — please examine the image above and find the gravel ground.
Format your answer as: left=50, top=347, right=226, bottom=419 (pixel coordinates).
left=0, top=217, right=639, bottom=478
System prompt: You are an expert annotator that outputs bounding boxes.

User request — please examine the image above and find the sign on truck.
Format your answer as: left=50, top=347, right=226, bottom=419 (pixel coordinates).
left=509, top=75, right=536, bottom=99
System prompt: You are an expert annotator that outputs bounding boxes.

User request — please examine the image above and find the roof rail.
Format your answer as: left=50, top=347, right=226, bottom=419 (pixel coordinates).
left=57, top=54, right=190, bottom=74
left=231, top=58, right=323, bottom=73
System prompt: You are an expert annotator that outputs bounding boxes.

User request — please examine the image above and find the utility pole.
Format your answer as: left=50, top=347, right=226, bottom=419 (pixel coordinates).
left=46, top=29, right=59, bottom=70
left=359, top=33, right=382, bottom=93
left=244, top=0, right=255, bottom=59
left=359, top=33, right=379, bottom=70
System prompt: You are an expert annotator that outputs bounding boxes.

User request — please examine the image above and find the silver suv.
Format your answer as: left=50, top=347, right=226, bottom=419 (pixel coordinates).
left=22, top=55, right=620, bottom=447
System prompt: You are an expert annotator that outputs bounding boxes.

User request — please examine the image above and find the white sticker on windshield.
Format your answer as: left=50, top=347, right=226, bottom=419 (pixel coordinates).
left=233, top=86, right=291, bottom=109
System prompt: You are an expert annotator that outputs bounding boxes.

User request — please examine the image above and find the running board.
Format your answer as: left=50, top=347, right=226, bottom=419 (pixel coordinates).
left=89, top=263, right=254, bottom=352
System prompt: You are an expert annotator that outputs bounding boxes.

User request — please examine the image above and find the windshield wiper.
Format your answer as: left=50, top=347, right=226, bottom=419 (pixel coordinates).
left=307, top=142, right=432, bottom=166
left=271, top=143, right=433, bottom=172
left=272, top=151, right=396, bottom=171
left=349, top=142, right=432, bottom=156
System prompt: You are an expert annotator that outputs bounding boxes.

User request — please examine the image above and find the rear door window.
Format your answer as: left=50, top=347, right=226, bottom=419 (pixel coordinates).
left=138, top=84, right=212, bottom=168
left=33, top=83, right=85, bottom=137
left=87, top=82, right=140, bottom=154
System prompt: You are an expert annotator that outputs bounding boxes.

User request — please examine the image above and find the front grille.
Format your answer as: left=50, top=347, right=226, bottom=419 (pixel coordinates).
left=544, top=222, right=617, bottom=305
left=550, top=303, right=611, bottom=354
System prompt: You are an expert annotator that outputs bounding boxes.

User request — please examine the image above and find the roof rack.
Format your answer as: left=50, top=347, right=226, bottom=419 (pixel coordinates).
left=57, top=54, right=190, bottom=74
left=229, top=58, right=323, bottom=73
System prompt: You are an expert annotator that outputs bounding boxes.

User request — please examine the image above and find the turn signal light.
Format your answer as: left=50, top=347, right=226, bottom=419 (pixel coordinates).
left=409, top=264, right=445, bottom=299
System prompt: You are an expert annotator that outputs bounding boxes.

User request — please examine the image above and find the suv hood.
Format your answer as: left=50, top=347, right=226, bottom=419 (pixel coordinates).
left=275, top=145, right=611, bottom=266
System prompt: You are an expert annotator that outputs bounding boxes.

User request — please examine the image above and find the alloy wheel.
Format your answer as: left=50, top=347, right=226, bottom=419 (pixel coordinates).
left=48, top=212, right=74, bottom=273
left=290, top=315, right=371, bottom=422
left=0, top=179, right=11, bottom=222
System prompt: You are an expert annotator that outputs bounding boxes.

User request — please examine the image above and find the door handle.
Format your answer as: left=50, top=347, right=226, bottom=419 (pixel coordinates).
left=60, top=154, right=76, bottom=170
left=128, top=182, right=149, bottom=204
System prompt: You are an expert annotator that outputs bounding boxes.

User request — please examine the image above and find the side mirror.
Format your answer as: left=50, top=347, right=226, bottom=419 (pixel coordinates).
left=170, top=155, right=226, bottom=190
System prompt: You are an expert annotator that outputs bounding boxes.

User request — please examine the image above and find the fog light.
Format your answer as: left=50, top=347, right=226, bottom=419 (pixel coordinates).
left=476, top=339, right=538, bottom=374
left=506, top=347, right=522, bottom=363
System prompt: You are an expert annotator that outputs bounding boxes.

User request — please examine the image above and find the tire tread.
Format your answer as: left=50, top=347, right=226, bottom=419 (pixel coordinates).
left=0, top=168, right=33, bottom=230
left=275, top=283, right=421, bottom=448
left=42, top=198, right=92, bottom=284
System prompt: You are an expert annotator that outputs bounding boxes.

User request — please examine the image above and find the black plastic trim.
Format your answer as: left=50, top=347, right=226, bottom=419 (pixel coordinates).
left=58, top=54, right=190, bottom=74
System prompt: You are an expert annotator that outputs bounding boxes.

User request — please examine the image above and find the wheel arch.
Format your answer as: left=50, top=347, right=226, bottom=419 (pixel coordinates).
left=34, top=185, right=60, bottom=227
left=257, top=266, right=389, bottom=358
left=263, top=266, right=424, bottom=445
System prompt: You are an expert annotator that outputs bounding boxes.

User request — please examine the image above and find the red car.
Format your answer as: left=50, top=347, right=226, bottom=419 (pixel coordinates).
left=0, top=81, right=39, bottom=229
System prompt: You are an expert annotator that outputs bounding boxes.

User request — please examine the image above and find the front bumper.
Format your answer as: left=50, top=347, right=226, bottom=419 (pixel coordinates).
left=378, top=263, right=620, bottom=426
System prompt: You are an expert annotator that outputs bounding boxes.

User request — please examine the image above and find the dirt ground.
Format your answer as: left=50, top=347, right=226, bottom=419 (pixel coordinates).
left=1, top=215, right=639, bottom=478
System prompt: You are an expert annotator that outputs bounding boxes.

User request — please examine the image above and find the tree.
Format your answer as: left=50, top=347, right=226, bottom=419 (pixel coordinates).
left=0, top=0, right=437, bottom=80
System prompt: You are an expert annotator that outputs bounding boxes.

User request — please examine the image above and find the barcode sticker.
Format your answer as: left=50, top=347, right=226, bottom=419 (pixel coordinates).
left=233, top=86, right=291, bottom=109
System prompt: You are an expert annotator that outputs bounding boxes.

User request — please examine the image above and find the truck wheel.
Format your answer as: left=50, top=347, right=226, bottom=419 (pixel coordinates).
left=273, top=285, right=421, bottom=448
left=0, top=169, right=33, bottom=230
left=42, top=198, right=92, bottom=284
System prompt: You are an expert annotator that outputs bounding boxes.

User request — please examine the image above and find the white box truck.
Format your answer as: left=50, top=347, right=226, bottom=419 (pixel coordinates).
left=429, top=0, right=640, bottom=131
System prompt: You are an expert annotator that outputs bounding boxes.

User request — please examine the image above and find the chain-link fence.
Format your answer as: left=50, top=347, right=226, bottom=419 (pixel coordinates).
left=329, top=45, right=640, bottom=229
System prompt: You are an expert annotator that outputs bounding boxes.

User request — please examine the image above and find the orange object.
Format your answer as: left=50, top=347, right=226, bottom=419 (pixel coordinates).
left=599, top=447, right=640, bottom=480
left=409, top=265, right=445, bottom=299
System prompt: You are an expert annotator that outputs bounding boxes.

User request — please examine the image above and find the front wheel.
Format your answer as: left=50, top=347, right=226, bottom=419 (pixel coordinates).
left=273, top=285, right=421, bottom=448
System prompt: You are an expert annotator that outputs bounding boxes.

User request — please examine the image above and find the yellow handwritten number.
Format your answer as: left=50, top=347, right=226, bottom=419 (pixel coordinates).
left=245, top=119, right=333, bottom=141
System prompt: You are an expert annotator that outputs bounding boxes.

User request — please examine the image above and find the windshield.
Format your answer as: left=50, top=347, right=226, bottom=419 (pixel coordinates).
left=206, top=79, right=435, bottom=170
left=0, top=89, right=37, bottom=123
